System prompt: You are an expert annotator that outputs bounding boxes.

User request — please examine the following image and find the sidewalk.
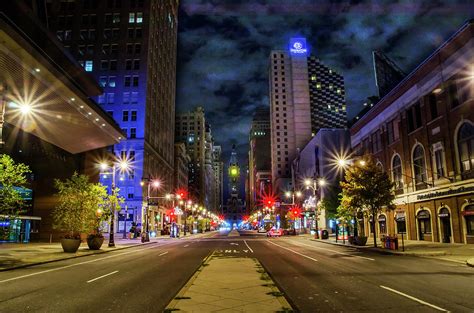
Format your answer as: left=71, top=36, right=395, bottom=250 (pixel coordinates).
left=165, top=253, right=293, bottom=312
left=307, top=234, right=474, bottom=265
left=0, top=231, right=216, bottom=271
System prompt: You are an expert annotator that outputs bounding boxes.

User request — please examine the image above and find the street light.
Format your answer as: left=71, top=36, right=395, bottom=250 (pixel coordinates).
left=303, top=177, right=326, bottom=238
left=141, top=178, right=162, bottom=242
left=99, top=159, right=130, bottom=247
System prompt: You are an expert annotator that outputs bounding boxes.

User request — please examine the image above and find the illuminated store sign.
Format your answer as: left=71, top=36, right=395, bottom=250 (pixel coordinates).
left=289, top=38, right=308, bottom=55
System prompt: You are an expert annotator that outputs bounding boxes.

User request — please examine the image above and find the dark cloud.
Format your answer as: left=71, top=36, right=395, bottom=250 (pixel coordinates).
left=176, top=0, right=473, bottom=198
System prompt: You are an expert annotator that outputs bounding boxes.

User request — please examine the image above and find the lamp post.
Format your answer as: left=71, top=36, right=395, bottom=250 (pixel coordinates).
left=140, top=178, right=161, bottom=242
left=284, top=190, right=303, bottom=231
left=304, top=178, right=326, bottom=238
left=99, top=159, right=129, bottom=248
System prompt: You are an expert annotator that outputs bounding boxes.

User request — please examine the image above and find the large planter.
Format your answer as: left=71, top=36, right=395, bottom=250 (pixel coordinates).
left=87, top=236, right=104, bottom=250
left=61, top=238, right=81, bottom=253
left=354, top=236, right=368, bottom=246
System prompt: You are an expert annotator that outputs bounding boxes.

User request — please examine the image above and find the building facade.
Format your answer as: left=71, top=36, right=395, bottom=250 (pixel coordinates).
left=248, top=107, right=272, bottom=212
left=269, top=38, right=347, bottom=195
left=44, top=0, right=179, bottom=233
left=224, top=145, right=246, bottom=224
left=212, top=145, right=224, bottom=214
left=351, top=20, right=474, bottom=244
left=175, top=107, right=207, bottom=203
left=292, top=129, right=351, bottom=232
left=0, top=1, right=123, bottom=241
left=174, top=142, right=189, bottom=191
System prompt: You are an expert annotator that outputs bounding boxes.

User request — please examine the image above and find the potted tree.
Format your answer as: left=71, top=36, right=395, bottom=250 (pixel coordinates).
left=53, top=173, right=107, bottom=253
left=87, top=185, right=124, bottom=250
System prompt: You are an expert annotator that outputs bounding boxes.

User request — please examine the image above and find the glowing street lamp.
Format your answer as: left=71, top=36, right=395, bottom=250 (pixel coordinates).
left=98, top=158, right=130, bottom=247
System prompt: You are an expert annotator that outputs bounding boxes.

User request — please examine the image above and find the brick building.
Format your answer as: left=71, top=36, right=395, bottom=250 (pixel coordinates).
left=351, top=20, right=474, bottom=244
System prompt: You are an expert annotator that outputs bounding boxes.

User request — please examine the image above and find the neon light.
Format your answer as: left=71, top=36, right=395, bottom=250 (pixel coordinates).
left=289, top=38, right=308, bottom=55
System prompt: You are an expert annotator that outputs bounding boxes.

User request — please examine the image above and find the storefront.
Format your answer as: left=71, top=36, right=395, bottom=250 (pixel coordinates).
left=0, top=215, right=41, bottom=243
left=462, top=204, right=474, bottom=244
left=416, top=209, right=432, bottom=242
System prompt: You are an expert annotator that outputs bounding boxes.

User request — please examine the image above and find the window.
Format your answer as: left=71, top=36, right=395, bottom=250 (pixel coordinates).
left=109, top=60, right=117, bottom=70
left=127, top=187, right=134, bottom=199
left=130, top=128, right=136, bottom=138
left=126, top=44, right=133, bottom=54
left=135, top=28, right=142, bottom=38
left=129, top=13, right=135, bottom=23
left=136, top=12, right=143, bottom=23
left=125, top=59, right=132, bottom=70
left=407, top=102, right=422, bottom=132
left=465, top=205, right=474, bottom=236
left=84, top=60, right=93, bottom=72
left=458, top=122, right=474, bottom=177
left=107, top=93, right=115, bottom=104
left=99, top=76, right=107, bottom=87
left=413, top=145, right=427, bottom=190
left=113, top=13, right=120, bottom=24
left=433, top=143, right=445, bottom=180
left=135, top=44, right=141, bottom=54
left=98, top=95, right=105, bottom=104
left=105, top=13, right=112, bottom=24
left=101, top=60, right=109, bottom=70
left=372, top=131, right=381, bottom=153
left=448, top=82, right=460, bottom=108
left=132, top=76, right=139, bottom=87
left=108, top=76, right=116, bottom=88
left=133, top=59, right=140, bottom=70
left=378, top=215, right=387, bottom=234
left=129, top=151, right=136, bottom=161
left=131, top=92, right=138, bottom=104
left=123, top=92, right=130, bottom=104
left=122, top=110, right=129, bottom=121
left=131, top=110, right=137, bottom=121
left=124, top=76, right=131, bottom=87
left=428, top=93, right=438, bottom=120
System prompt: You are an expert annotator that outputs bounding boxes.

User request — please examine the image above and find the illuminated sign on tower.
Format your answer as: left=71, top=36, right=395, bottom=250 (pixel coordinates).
left=289, top=38, right=308, bottom=56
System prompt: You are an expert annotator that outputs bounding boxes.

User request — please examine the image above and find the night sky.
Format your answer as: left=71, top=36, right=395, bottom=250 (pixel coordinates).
left=176, top=0, right=473, bottom=198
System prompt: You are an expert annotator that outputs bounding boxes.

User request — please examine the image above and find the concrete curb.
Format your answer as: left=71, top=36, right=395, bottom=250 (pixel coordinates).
left=0, top=241, right=157, bottom=272
left=467, top=258, right=474, bottom=267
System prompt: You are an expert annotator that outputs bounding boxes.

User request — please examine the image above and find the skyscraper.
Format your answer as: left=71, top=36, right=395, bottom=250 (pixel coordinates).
left=212, top=145, right=224, bottom=214
left=175, top=106, right=206, bottom=203
left=44, top=0, right=179, bottom=233
left=224, top=144, right=245, bottom=223
left=248, top=107, right=271, bottom=212
left=269, top=38, right=347, bottom=194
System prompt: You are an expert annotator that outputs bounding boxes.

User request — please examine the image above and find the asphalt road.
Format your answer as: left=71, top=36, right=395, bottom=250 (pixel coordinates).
left=0, top=230, right=473, bottom=313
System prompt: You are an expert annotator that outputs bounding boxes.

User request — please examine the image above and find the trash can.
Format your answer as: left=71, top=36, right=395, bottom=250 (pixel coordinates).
left=321, top=230, right=329, bottom=239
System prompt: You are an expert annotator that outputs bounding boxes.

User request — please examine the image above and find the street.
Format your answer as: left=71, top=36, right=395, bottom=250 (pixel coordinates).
left=1, top=231, right=473, bottom=312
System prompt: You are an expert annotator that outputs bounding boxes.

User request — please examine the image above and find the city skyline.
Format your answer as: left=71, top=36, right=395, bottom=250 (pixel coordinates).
left=177, top=0, right=472, bottom=163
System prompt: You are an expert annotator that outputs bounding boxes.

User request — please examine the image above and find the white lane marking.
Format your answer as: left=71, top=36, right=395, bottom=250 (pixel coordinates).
left=0, top=243, right=170, bottom=284
left=184, top=245, right=189, bottom=247
left=244, top=240, right=254, bottom=253
left=267, top=240, right=318, bottom=262
left=86, top=270, right=118, bottom=283
left=159, top=251, right=168, bottom=256
left=380, top=285, right=448, bottom=312
left=288, top=240, right=375, bottom=261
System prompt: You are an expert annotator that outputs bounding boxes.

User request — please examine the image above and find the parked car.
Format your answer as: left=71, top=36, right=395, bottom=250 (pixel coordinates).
left=282, top=228, right=296, bottom=236
left=267, top=228, right=283, bottom=237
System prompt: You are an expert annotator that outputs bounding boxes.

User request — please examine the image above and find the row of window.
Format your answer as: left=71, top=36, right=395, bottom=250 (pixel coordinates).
left=390, top=122, right=474, bottom=193
left=57, top=27, right=143, bottom=42
left=98, top=92, right=139, bottom=105
left=59, top=0, right=144, bottom=11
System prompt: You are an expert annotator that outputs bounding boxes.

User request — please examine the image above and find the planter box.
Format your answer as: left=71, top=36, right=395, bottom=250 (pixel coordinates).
left=61, top=238, right=81, bottom=253
left=87, top=236, right=104, bottom=250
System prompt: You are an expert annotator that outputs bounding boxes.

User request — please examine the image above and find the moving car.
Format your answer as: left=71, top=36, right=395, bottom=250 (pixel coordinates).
left=267, top=228, right=283, bottom=237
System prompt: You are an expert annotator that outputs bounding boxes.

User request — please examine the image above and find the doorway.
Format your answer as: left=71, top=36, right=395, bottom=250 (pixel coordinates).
left=439, top=207, right=451, bottom=243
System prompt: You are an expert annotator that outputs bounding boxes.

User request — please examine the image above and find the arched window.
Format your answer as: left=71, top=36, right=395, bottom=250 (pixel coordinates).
left=458, top=123, right=474, bottom=178
left=413, top=145, right=427, bottom=190
left=392, top=155, right=403, bottom=194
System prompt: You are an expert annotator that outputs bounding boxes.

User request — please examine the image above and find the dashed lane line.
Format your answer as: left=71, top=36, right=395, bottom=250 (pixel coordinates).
left=159, top=251, right=169, bottom=256
left=0, top=243, right=172, bottom=284
left=86, top=270, right=118, bottom=283
left=266, top=240, right=318, bottom=262
left=380, top=285, right=449, bottom=312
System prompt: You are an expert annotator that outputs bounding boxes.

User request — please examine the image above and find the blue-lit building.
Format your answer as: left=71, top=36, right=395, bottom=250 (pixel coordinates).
left=45, top=0, right=179, bottom=233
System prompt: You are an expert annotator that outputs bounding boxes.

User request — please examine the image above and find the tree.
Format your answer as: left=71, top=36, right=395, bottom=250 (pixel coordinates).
left=0, top=154, right=31, bottom=217
left=339, top=156, right=395, bottom=247
left=53, top=173, right=108, bottom=238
